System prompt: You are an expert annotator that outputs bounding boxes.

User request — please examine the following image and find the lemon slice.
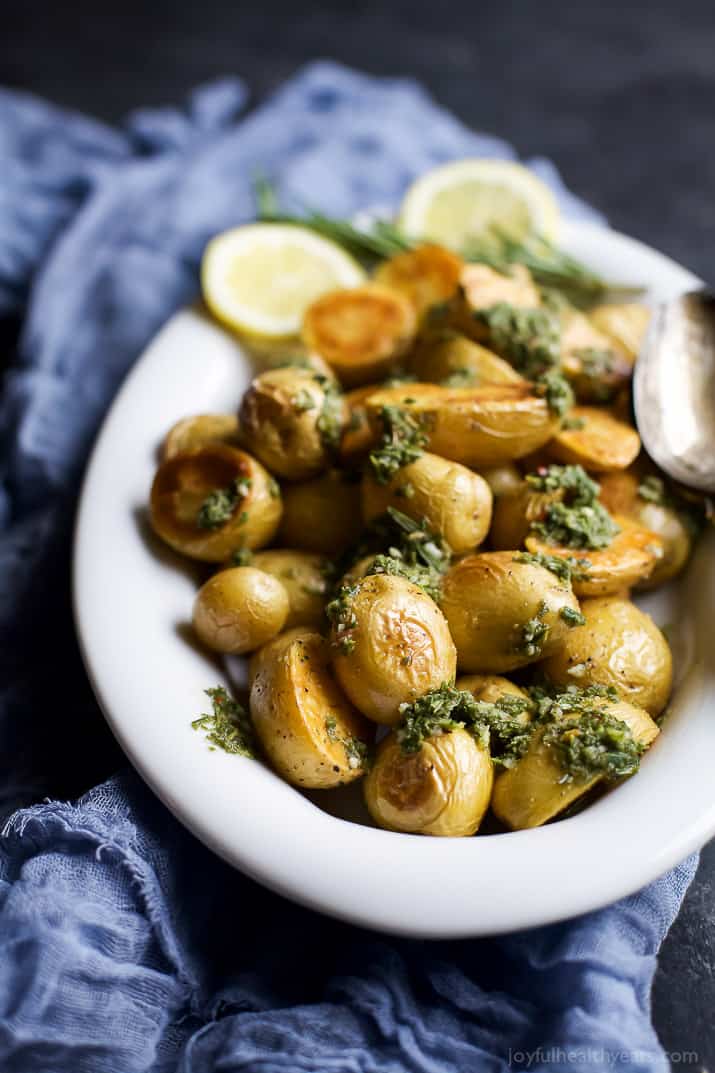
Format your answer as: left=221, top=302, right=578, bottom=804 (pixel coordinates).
left=201, top=224, right=366, bottom=342
left=399, top=159, right=560, bottom=249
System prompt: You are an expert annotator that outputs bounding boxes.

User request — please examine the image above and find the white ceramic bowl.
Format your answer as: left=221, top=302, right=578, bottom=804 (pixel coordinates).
left=73, top=221, right=715, bottom=938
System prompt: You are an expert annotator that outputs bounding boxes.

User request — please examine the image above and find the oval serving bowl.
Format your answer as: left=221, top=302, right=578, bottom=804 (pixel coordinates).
left=73, top=221, right=715, bottom=938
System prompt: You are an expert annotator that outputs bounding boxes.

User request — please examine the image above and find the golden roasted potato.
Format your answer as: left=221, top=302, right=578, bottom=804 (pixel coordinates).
left=541, top=595, right=673, bottom=717
left=491, top=697, right=659, bottom=829
left=193, top=567, right=289, bottom=654
left=263, top=352, right=339, bottom=383
left=490, top=479, right=561, bottom=551
left=250, top=629, right=371, bottom=788
left=239, top=366, right=346, bottom=481
left=480, top=463, right=524, bottom=500
left=302, top=284, right=417, bottom=386
left=559, top=310, right=633, bottom=402
left=598, top=471, right=693, bottom=588
left=525, top=515, right=664, bottom=596
left=279, top=469, right=361, bottom=555
left=547, top=407, right=641, bottom=472
left=251, top=550, right=330, bottom=629
left=150, top=444, right=282, bottom=562
left=364, top=727, right=493, bottom=836
left=339, top=383, right=381, bottom=462
left=330, top=574, right=457, bottom=724
left=361, top=451, right=493, bottom=556
left=162, top=414, right=241, bottom=460
left=373, top=244, right=464, bottom=319
left=364, top=382, right=559, bottom=467
left=456, top=674, right=531, bottom=709
left=589, top=303, right=651, bottom=362
left=407, top=334, right=523, bottom=387
left=441, top=551, right=582, bottom=673
left=459, top=263, right=540, bottom=324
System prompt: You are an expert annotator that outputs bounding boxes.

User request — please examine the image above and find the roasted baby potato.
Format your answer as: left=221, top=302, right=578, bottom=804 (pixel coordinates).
left=373, top=244, right=464, bottom=320
left=547, top=407, right=641, bottom=472
left=330, top=574, right=457, bottom=724
left=361, top=451, right=493, bottom=556
left=459, top=263, right=540, bottom=328
left=250, top=629, right=371, bottom=788
left=541, top=595, right=673, bottom=717
left=525, top=515, right=664, bottom=596
left=365, top=382, right=559, bottom=467
left=163, top=414, right=241, bottom=460
left=598, top=471, right=693, bottom=588
left=407, top=334, right=523, bottom=387
left=364, top=727, right=493, bottom=836
left=193, top=567, right=289, bottom=654
left=490, top=479, right=561, bottom=551
left=440, top=551, right=582, bottom=673
left=339, top=383, right=381, bottom=463
left=491, top=697, right=659, bottom=830
left=251, top=550, right=331, bottom=629
left=589, top=303, right=650, bottom=362
left=456, top=674, right=531, bottom=709
left=559, top=310, right=633, bottom=403
left=150, top=444, right=282, bottom=561
left=279, top=469, right=362, bottom=555
left=302, top=284, right=417, bottom=386
left=239, top=366, right=346, bottom=481
left=480, top=463, right=524, bottom=500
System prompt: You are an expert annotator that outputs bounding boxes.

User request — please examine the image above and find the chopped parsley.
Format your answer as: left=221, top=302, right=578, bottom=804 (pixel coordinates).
left=325, top=584, right=359, bottom=654
left=477, top=303, right=561, bottom=380
left=230, top=547, right=253, bottom=566
left=315, top=379, right=345, bottom=449
left=368, top=405, right=428, bottom=484
left=526, top=464, right=599, bottom=501
left=517, top=600, right=550, bottom=657
left=572, top=347, right=619, bottom=401
left=560, top=606, right=586, bottom=627
left=324, top=716, right=371, bottom=771
left=513, top=551, right=591, bottom=584
left=542, top=711, right=644, bottom=781
left=366, top=553, right=443, bottom=603
left=192, top=687, right=257, bottom=757
left=534, top=368, right=574, bottom=417
left=196, top=476, right=251, bottom=529
left=527, top=465, right=619, bottom=550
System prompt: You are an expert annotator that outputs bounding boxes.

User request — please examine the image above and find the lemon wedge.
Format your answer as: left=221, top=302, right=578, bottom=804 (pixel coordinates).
left=201, top=223, right=366, bottom=343
left=399, top=159, right=560, bottom=249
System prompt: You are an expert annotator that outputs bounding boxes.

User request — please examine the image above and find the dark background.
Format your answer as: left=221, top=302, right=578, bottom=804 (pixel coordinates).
left=2, top=0, right=714, bottom=1065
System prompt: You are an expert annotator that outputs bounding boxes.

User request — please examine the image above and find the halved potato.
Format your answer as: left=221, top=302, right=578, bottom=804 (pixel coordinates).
left=302, top=284, right=417, bottom=386
left=491, top=698, right=659, bottom=830
left=251, top=549, right=330, bottom=629
left=250, top=628, right=371, bottom=788
left=279, top=469, right=362, bottom=555
left=407, top=333, right=523, bottom=386
left=364, top=382, right=559, bottom=467
left=361, top=451, right=493, bottom=555
left=330, top=574, right=457, bottom=725
left=374, top=244, right=464, bottom=319
left=547, top=406, right=640, bottom=472
left=193, top=567, right=289, bottom=654
left=456, top=674, right=531, bottom=710
left=163, top=414, right=241, bottom=460
left=490, top=480, right=561, bottom=550
left=540, top=595, right=673, bottom=717
left=440, top=551, right=582, bottom=673
left=150, top=444, right=282, bottom=562
left=460, top=263, right=540, bottom=321
left=559, top=310, right=633, bottom=403
left=589, top=302, right=651, bottom=362
left=525, top=515, right=663, bottom=596
left=364, top=727, right=493, bottom=836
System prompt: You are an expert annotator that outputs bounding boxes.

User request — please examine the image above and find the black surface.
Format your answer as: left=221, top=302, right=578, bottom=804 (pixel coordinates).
left=2, top=1, right=714, bottom=1065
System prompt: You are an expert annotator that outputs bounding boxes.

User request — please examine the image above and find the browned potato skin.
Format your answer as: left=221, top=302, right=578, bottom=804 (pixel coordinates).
left=373, top=244, right=464, bottom=320
left=361, top=452, right=493, bottom=556
left=440, top=552, right=582, bottom=673
left=239, top=366, right=346, bottom=481
left=251, top=550, right=330, bottom=629
left=365, top=383, right=559, bottom=467
left=250, top=629, right=371, bottom=789
left=547, top=407, right=641, bottom=473
left=598, top=471, right=692, bottom=589
left=193, top=567, right=289, bottom=654
left=490, top=480, right=561, bottom=551
left=364, top=728, right=493, bottom=836
left=163, top=414, right=241, bottom=460
left=150, top=444, right=282, bottom=562
left=407, top=334, right=523, bottom=386
left=302, top=284, right=417, bottom=387
left=491, top=698, right=659, bottom=830
left=589, top=303, right=651, bottom=362
left=540, top=596, right=673, bottom=717
left=279, top=470, right=361, bottom=555
left=525, top=515, right=664, bottom=597
left=331, top=574, right=457, bottom=725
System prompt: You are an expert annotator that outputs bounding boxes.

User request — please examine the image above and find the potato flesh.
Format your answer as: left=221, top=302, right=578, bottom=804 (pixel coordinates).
left=460, top=263, right=540, bottom=316
left=193, top=567, right=289, bottom=654
left=588, top=303, right=651, bottom=361
left=364, top=728, right=493, bottom=836
left=331, top=574, right=457, bottom=725
left=407, top=334, right=523, bottom=386
left=361, top=451, right=493, bottom=555
left=373, top=244, right=464, bottom=319
left=491, top=699, right=659, bottom=830
left=440, top=552, right=582, bottom=673
left=251, top=550, right=330, bottom=629
left=547, top=407, right=641, bottom=472
left=149, top=444, right=282, bottom=561
left=250, top=629, right=370, bottom=788
left=540, top=596, right=673, bottom=717
left=456, top=674, right=530, bottom=712
left=365, top=382, right=559, bottom=467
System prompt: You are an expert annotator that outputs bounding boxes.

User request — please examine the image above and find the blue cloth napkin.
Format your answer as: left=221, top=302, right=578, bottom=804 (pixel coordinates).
left=0, top=61, right=697, bottom=1072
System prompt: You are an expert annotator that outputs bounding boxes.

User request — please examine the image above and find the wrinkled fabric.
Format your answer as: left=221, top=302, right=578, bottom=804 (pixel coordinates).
left=0, top=61, right=697, bottom=1072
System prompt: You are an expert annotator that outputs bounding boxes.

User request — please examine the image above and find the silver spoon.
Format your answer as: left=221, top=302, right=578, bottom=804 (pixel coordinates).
left=634, top=290, right=715, bottom=494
